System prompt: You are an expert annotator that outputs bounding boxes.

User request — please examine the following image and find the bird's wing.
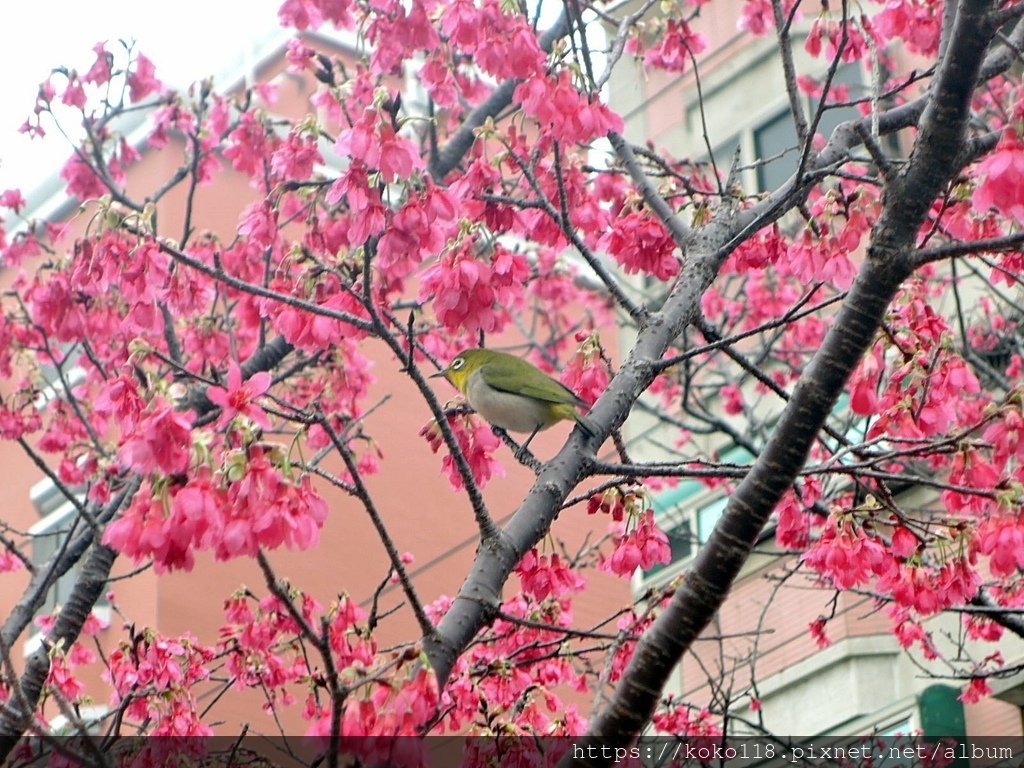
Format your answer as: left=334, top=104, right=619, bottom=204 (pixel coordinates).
left=478, top=356, right=586, bottom=406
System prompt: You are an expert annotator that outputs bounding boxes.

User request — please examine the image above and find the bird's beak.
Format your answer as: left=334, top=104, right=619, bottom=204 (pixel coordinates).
left=429, top=370, right=447, bottom=379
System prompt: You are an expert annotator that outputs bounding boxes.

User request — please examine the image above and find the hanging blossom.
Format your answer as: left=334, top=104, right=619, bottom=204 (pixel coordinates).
left=270, top=127, right=323, bottom=182
left=598, top=210, right=680, bottom=280
left=265, top=272, right=371, bottom=352
left=653, top=701, right=724, bottom=739
left=206, top=361, right=272, bottom=430
left=941, top=446, right=1000, bottom=517
left=220, top=449, right=330, bottom=557
left=0, top=548, right=21, bottom=573
left=865, top=298, right=982, bottom=442
left=103, top=448, right=330, bottom=572
left=324, top=163, right=388, bottom=243
left=960, top=677, right=994, bottom=704
left=421, top=413, right=504, bottom=490
left=875, top=557, right=980, bottom=615
left=629, top=18, right=708, bottom=73
left=335, top=108, right=424, bottom=183
left=103, top=485, right=200, bottom=573
left=873, top=0, right=942, bottom=56
left=126, top=52, right=164, bottom=102
left=223, top=111, right=275, bottom=178
left=419, top=241, right=529, bottom=335
left=105, top=631, right=215, bottom=735
left=117, top=398, right=194, bottom=476
left=782, top=228, right=857, bottom=289
left=977, top=513, right=1024, bottom=577
left=0, top=188, right=27, bottom=214
left=737, top=0, right=775, bottom=35
left=306, top=664, right=438, bottom=752
left=774, top=485, right=820, bottom=550
left=587, top=485, right=648, bottom=524
left=809, top=617, right=832, bottom=648
left=45, top=654, right=86, bottom=706
left=439, top=0, right=545, bottom=80
left=972, top=126, right=1024, bottom=225
left=889, top=606, right=939, bottom=659
left=363, top=0, right=442, bottom=75
left=801, top=516, right=894, bottom=590
left=982, top=403, right=1024, bottom=470
left=59, top=154, right=106, bottom=201
left=804, top=14, right=874, bottom=62
left=560, top=331, right=610, bottom=406
left=516, top=548, right=586, bottom=601
left=513, top=70, right=623, bottom=145
left=601, top=510, right=671, bottom=577
left=375, top=182, right=459, bottom=288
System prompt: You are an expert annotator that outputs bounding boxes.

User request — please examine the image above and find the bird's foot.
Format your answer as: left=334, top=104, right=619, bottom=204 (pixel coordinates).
left=513, top=445, right=541, bottom=471
left=491, top=426, right=541, bottom=472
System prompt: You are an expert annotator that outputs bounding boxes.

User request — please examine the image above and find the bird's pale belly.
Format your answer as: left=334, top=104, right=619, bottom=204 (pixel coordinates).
left=465, top=373, right=559, bottom=433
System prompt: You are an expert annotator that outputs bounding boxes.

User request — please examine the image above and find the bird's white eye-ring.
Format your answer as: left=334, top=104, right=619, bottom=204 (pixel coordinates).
left=451, top=357, right=465, bottom=370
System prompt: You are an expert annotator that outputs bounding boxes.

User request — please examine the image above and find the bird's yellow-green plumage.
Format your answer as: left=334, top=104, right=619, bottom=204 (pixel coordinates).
left=433, top=348, right=596, bottom=439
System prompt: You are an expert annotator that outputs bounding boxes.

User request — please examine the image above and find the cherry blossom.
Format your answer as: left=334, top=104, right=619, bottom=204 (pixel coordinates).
left=972, top=127, right=1024, bottom=224
left=602, top=510, right=672, bottom=577
left=1, top=0, right=1022, bottom=745
left=207, top=361, right=273, bottom=430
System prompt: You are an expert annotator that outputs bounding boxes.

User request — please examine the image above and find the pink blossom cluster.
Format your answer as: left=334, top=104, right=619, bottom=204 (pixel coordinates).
left=102, top=449, right=329, bottom=573
left=601, top=510, right=672, bottom=577
left=514, top=71, right=624, bottom=145
left=560, top=331, right=610, bottom=406
left=419, top=241, right=530, bottom=334
left=516, top=548, right=586, bottom=601
left=628, top=19, right=708, bottom=73
left=420, top=413, right=505, bottom=490
left=598, top=210, right=680, bottom=280
left=105, top=631, right=215, bottom=735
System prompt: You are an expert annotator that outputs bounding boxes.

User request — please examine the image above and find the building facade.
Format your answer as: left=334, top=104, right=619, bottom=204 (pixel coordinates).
left=607, top=0, right=1024, bottom=744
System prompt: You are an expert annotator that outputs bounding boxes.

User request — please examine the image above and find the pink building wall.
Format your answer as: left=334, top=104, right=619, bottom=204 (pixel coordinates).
left=0, top=36, right=629, bottom=734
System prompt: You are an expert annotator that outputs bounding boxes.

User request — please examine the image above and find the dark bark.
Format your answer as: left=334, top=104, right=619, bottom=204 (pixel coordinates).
left=0, top=482, right=138, bottom=760
left=575, top=259, right=910, bottom=757
left=0, top=528, right=97, bottom=654
left=0, top=543, right=117, bottom=756
left=567, top=0, right=997, bottom=760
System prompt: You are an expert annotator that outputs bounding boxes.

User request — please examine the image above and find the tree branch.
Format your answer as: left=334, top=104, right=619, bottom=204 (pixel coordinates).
left=0, top=478, right=140, bottom=760
left=567, top=0, right=999, bottom=759
left=428, top=11, right=570, bottom=180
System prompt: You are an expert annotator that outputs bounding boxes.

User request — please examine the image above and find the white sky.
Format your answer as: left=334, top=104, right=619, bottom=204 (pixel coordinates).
left=0, top=0, right=283, bottom=195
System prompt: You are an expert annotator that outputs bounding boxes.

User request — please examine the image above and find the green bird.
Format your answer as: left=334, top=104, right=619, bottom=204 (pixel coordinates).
left=432, top=348, right=597, bottom=452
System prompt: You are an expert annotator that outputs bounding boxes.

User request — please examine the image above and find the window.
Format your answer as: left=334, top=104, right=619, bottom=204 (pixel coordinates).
left=28, top=478, right=108, bottom=625
left=692, top=63, right=865, bottom=194
left=753, top=109, right=800, bottom=192
left=643, top=446, right=754, bottom=581
left=756, top=64, right=865, bottom=192
left=34, top=342, right=87, bottom=409
left=46, top=706, right=109, bottom=736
